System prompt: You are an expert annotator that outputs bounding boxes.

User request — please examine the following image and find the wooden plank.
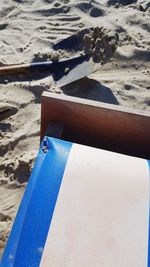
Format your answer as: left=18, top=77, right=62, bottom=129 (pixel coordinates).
left=41, top=92, right=150, bottom=159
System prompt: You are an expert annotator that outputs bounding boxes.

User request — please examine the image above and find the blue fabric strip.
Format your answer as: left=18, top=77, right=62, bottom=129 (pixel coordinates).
left=0, top=137, right=72, bottom=267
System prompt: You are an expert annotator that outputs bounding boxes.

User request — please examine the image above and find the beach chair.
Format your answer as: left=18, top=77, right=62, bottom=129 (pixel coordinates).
left=0, top=93, right=150, bottom=267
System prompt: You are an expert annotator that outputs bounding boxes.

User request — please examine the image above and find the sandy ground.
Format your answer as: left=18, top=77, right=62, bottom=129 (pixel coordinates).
left=0, top=0, right=150, bottom=258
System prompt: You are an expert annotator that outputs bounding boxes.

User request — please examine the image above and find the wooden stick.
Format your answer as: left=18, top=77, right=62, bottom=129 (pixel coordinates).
left=0, top=55, right=87, bottom=76
left=0, top=64, right=31, bottom=75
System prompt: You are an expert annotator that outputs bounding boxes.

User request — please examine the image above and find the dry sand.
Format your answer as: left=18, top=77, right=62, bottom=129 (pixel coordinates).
left=0, top=0, right=150, bottom=257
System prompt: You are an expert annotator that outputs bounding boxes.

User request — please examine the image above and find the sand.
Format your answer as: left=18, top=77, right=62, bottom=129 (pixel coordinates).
left=0, top=0, right=150, bottom=258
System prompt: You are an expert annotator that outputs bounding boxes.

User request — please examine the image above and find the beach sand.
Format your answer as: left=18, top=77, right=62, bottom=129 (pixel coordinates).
left=0, top=0, right=150, bottom=257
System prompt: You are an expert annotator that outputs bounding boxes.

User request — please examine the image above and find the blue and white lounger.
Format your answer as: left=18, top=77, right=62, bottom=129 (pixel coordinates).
left=0, top=137, right=150, bottom=267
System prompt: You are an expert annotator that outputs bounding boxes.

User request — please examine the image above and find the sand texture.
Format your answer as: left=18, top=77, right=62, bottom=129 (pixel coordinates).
left=0, top=0, right=150, bottom=257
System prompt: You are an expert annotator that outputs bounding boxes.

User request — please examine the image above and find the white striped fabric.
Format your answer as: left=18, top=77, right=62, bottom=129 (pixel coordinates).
left=40, top=143, right=149, bottom=267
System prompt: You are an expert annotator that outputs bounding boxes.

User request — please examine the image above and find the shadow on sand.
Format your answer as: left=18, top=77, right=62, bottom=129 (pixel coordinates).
left=62, top=76, right=119, bottom=105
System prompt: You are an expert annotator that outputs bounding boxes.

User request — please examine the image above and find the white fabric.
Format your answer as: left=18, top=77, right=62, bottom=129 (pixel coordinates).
left=40, top=144, right=149, bottom=267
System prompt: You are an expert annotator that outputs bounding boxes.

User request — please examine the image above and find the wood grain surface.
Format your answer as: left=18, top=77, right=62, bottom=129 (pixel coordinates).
left=41, top=92, right=150, bottom=159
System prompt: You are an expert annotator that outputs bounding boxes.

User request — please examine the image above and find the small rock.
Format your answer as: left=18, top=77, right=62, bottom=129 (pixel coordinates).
left=3, top=80, right=8, bottom=84
left=55, top=88, right=62, bottom=94
left=64, top=67, right=70, bottom=74
left=115, top=3, right=119, bottom=8
left=51, top=51, right=60, bottom=62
